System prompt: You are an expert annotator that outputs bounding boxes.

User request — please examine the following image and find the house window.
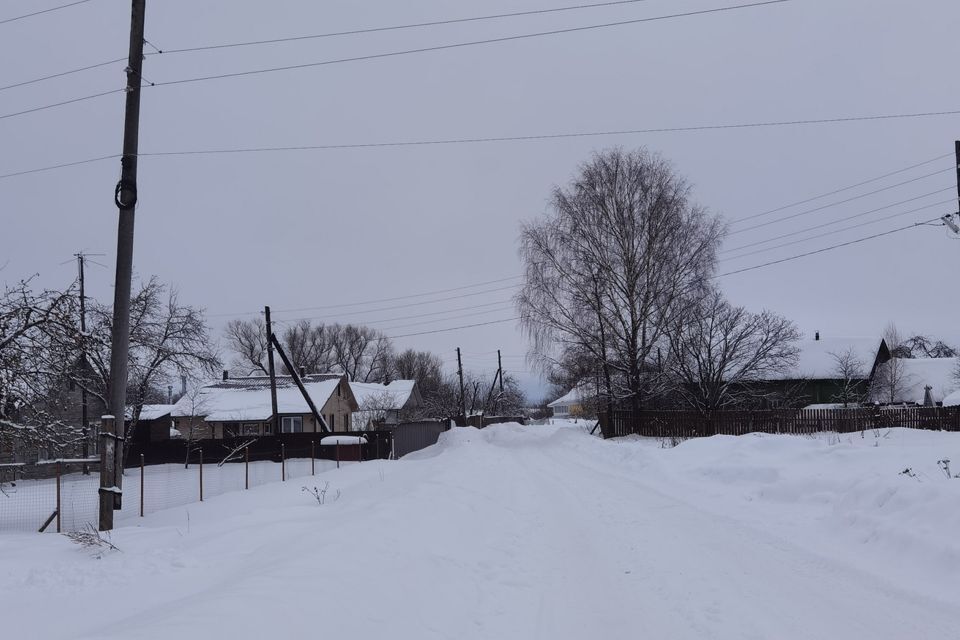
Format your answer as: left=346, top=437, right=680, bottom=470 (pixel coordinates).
left=224, top=422, right=240, bottom=438
left=242, top=423, right=260, bottom=436
left=281, top=416, right=303, bottom=433
left=264, top=420, right=274, bottom=435
left=329, top=414, right=336, bottom=431
left=344, top=414, right=350, bottom=431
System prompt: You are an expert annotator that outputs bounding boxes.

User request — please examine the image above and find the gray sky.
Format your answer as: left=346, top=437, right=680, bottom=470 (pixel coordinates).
left=2, top=0, right=959, bottom=400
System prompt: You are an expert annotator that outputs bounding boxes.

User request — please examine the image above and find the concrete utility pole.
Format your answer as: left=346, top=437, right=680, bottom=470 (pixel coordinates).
left=265, top=306, right=280, bottom=435
left=76, top=253, right=91, bottom=475
left=456, top=347, right=466, bottom=424
left=943, top=141, right=960, bottom=234
left=101, top=0, right=146, bottom=531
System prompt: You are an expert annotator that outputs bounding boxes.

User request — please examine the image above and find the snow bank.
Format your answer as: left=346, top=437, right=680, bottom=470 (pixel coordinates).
left=320, top=435, right=367, bottom=445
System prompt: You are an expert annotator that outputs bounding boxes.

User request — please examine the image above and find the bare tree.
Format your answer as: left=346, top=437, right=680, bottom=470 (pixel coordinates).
left=829, top=347, right=866, bottom=407
left=518, top=148, right=724, bottom=411
left=0, top=277, right=85, bottom=459
left=224, top=317, right=269, bottom=375
left=870, top=358, right=910, bottom=404
left=667, top=290, right=800, bottom=412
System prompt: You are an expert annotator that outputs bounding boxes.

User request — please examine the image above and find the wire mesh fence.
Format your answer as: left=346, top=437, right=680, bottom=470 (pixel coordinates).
left=0, top=460, right=100, bottom=533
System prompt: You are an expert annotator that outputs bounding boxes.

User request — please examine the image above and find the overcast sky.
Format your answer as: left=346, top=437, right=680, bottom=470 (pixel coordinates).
left=2, top=0, right=959, bottom=400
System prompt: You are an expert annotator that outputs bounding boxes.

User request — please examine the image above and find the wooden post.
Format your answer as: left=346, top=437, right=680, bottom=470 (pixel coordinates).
left=281, top=443, right=286, bottom=481
left=245, top=445, right=249, bottom=490
left=199, top=448, right=203, bottom=502
left=56, top=461, right=62, bottom=533
left=311, top=440, right=315, bottom=476
left=336, top=442, right=340, bottom=469
left=139, top=453, right=144, bottom=517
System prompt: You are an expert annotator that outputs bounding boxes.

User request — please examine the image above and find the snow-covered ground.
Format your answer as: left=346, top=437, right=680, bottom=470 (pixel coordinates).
left=1, top=422, right=958, bottom=639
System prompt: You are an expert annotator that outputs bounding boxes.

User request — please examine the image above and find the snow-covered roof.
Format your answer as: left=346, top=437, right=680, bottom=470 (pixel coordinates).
left=171, top=374, right=351, bottom=422
left=350, top=380, right=418, bottom=411
left=942, top=388, right=960, bottom=407
left=890, top=357, right=958, bottom=405
left=138, top=404, right=175, bottom=421
left=767, top=336, right=885, bottom=381
left=548, top=385, right=591, bottom=408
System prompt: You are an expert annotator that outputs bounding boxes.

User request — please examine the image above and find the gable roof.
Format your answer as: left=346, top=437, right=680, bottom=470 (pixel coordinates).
left=171, top=374, right=355, bottom=422
left=765, top=336, right=886, bottom=381
left=548, top=385, right=590, bottom=408
left=137, top=404, right=176, bottom=421
left=350, top=380, right=420, bottom=411
left=889, top=357, right=959, bottom=405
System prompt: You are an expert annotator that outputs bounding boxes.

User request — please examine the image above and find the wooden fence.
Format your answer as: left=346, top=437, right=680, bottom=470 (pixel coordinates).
left=598, top=406, right=960, bottom=439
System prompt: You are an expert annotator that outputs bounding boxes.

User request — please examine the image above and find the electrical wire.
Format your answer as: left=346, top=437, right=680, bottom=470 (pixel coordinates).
left=7, top=108, right=960, bottom=179
left=723, top=188, right=956, bottom=251
left=730, top=152, right=954, bottom=223
left=273, top=299, right=517, bottom=327
left=722, top=199, right=956, bottom=261
left=727, top=185, right=955, bottom=237
left=0, top=88, right=123, bottom=121
left=0, top=57, right=126, bottom=93
left=716, top=218, right=940, bottom=277
left=388, top=317, right=521, bottom=339
left=156, top=0, right=662, bottom=55
left=152, top=1, right=792, bottom=87
left=0, top=0, right=96, bottom=26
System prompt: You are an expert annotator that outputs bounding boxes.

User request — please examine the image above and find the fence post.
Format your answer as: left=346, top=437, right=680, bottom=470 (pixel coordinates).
left=56, top=461, right=62, bottom=533
left=376, top=433, right=380, bottom=459
left=199, top=448, right=203, bottom=502
left=281, top=443, right=286, bottom=482
left=311, top=440, right=315, bottom=476
left=336, top=442, right=340, bottom=469
left=139, top=453, right=144, bottom=517
left=245, top=445, right=249, bottom=490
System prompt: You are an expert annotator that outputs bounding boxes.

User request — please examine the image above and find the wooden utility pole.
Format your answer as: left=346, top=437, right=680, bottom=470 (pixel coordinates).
left=497, top=349, right=504, bottom=415
left=456, top=347, right=466, bottom=424
left=265, top=306, right=280, bottom=435
left=955, top=140, right=959, bottom=211
left=101, top=0, right=146, bottom=531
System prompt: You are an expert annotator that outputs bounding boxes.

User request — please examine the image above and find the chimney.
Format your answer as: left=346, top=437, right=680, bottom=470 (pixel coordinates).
left=299, top=365, right=306, bottom=378
left=815, top=331, right=820, bottom=341
left=167, top=384, right=173, bottom=405
left=180, top=374, right=187, bottom=396
left=222, top=370, right=229, bottom=381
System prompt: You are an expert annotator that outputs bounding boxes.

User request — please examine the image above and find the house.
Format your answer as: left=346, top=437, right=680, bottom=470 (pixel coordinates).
left=128, top=404, right=176, bottom=443
left=350, top=380, right=422, bottom=429
left=877, top=357, right=959, bottom=405
left=548, top=385, right=591, bottom=418
left=170, top=373, right=359, bottom=439
left=756, top=334, right=890, bottom=406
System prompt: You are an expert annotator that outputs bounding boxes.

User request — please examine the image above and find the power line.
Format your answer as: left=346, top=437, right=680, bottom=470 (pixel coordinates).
left=716, top=218, right=940, bottom=277
left=722, top=199, right=955, bottom=261
left=730, top=152, right=954, bottom=224
left=0, top=88, right=123, bottom=121
left=375, top=305, right=517, bottom=332
left=156, top=0, right=661, bottom=55
left=727, top=185, right=956, bottom=237
left=388, top=317, right=521, bottom=339
left=7, top=107, right=960, bottom=179
left=152, top=1, right=792, bottom=87
left=208, top=276, right=522, bottom=318
left=274, top=298, right=516, bottom=327
left=0, top=56, right=126, bottom=93
left=0, top=0, right=96, bottom=26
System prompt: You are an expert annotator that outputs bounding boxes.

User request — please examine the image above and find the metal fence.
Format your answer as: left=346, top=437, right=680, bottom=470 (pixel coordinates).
left=387, top=421, right=450, bottom=458
left=0, top=459, right=100, bottom=533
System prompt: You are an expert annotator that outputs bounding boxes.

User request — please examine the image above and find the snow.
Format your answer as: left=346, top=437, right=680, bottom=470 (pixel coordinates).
left=171, top=375, right=344, bottom=422
left=547, top=384, right=590, bottom=408
left=943, top=388, right=960, bottom=406
left=2, top=423, right=959, bottom=638
left=350, top=380, right=416, bottom=410
left=320, top=435, right=367, bottom=445
left=768, top=335, right=883, bottom=380
left=892, top=357, right=959, bottom=404
left=134, top=404, right=176, bottom=421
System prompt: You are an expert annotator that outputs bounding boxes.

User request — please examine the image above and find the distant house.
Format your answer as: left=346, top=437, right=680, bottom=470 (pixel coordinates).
left=756, top=335, right=890, bottom=407
left=548, top=386, right=591, bottom=418
left=170, top=373, right=359, bottom=439
left=128, top=404, right=176, bottom=443
left=878, top=357, right=959, bottom=406
left=350, top=380, right=422, bottom=429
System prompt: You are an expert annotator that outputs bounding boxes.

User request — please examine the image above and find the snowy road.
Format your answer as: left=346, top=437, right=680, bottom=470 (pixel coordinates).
left=2, top=424, right=958, bottom=639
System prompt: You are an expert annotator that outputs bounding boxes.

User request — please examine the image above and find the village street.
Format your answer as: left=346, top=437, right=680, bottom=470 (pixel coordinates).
left=2, top=423, right=958, bottom=639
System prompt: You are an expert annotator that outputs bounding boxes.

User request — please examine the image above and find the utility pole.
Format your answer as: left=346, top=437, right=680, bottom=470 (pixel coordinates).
left=76, top=253, right=90, bottom=475
left=497, top=349, right=504, bottom=416
left=456, top=347, right=466, bottom=425
left=942, top=140, right=960, bottom=235
left=101, top=0, right=146, bottom=531
left=265, top=306, right=280, bottom=435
